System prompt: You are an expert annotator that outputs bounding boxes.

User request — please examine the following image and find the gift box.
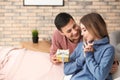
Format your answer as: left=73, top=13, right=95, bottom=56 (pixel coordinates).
left=56, top=49, right=69, bottom=62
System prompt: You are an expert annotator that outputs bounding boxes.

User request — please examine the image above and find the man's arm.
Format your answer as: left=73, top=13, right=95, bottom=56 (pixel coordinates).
left=110, top=57, right=119, bottom=74
left=50, top=30, right=63, bottom=64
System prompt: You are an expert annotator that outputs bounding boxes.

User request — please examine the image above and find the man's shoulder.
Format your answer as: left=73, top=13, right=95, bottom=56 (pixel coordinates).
left=54, top=30, right=61, bottom=35
left=53, top=30, right=64, bottom=38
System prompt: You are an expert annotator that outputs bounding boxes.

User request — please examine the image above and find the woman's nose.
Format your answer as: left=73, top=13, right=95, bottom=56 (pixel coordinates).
left=81, top=31, right=84, bottom=36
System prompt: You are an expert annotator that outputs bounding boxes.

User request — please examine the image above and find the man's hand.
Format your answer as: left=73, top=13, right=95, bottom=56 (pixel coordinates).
left=110, top=58, right=119, bottom=74
left=50, top=54, right=61, bottom=64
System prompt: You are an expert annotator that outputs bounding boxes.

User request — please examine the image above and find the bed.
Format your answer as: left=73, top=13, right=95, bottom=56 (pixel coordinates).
left=1, top=30, right=120, bottom=80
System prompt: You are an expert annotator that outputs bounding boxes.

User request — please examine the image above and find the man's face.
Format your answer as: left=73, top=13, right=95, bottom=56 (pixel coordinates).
left=60, top=19, right=81, bottom=43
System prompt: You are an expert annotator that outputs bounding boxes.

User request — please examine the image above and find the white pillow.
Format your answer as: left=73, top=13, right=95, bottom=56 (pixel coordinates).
left=116, top=44, right=120, bottom=52
left=63, top=75, right=72, bottom=80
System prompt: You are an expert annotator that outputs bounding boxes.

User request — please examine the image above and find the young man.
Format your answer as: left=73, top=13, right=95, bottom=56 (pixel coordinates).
left=50, top=12, right=82, bottom=64
left=50, top=12, right=118, bottom=73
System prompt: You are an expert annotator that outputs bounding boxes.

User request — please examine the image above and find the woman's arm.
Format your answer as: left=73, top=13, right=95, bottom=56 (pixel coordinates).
left=85, top=46, right=115, bottom=80
left=64, top=43, right=85, bottom=75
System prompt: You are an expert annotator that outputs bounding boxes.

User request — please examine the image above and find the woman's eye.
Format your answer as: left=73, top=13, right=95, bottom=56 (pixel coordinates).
left=83, top=29, right=86, bottom=32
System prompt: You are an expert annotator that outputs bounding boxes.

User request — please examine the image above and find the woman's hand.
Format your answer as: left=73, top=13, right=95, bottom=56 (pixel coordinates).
left=83, top=42, right=94, bottom=53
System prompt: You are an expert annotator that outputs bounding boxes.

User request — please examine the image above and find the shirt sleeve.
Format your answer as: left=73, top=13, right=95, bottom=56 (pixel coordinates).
left=64, top=43, right=85, bottom=75
left=85, top=46, right=115, bottom=80
left=50, top=30, right=62, bottom=57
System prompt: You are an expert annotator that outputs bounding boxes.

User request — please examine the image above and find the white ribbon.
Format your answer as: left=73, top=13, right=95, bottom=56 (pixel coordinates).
left=56, top=49, right=69, bottom=62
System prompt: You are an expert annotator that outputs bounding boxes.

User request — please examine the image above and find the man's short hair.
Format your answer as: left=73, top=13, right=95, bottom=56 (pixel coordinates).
left=54, top=12, right=74, bottom=31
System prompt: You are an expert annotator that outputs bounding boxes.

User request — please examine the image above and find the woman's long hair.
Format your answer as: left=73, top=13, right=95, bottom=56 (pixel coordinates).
left=80, top=12, right=109, bottom=42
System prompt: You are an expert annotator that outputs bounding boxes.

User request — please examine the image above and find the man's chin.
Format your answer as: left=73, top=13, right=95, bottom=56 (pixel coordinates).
left=72, top=38, right=80, bottom=43
left=74, top=36, right=80, bottom=40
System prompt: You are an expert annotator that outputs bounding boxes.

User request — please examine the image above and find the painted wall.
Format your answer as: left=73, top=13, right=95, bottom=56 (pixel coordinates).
left=0, top=0, right=120, bottom=46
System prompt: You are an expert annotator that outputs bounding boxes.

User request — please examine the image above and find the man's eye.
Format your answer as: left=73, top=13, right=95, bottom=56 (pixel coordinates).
left=67, top=30, right=71, bottom=33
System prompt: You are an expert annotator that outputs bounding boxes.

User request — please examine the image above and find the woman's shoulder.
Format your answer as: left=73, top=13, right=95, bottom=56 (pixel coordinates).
left=75, top=42, right=83, bottom=50
left=70, top=42, right=83, bottom=58
left=104, top=44, right=114, bottom=49
left=77, top=42, right=83, bottom=46
left=101, top=44, right=115, bottom=55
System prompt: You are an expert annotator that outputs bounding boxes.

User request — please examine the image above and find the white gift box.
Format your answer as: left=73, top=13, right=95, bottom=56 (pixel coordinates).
left=56, top=49, right=69, bottom=62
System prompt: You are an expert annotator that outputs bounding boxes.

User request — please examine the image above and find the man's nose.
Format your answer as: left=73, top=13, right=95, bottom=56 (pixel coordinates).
left=72, top=29, right=77, bottom=34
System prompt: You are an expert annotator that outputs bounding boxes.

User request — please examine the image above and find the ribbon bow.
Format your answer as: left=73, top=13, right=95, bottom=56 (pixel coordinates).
left=56, top=49, right=69, bottom=62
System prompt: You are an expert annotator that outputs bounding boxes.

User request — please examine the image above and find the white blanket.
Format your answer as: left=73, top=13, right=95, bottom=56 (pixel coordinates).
left=0, top=47, right=64, bottom=80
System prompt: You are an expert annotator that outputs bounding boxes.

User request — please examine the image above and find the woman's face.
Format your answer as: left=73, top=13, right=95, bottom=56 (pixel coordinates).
left=80, top=23, right=94, bottom=42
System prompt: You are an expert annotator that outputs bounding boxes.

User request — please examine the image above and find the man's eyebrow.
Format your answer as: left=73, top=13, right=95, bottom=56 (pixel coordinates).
left=73, top=23, right=76, bottom=27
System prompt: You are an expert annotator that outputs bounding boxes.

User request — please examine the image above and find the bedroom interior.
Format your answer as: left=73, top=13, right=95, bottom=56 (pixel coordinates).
left=0, top=0, right=120, bottom=80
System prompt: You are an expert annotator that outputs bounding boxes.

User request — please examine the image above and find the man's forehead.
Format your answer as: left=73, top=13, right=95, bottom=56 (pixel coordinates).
left=61, top=19, right=75, bottom=31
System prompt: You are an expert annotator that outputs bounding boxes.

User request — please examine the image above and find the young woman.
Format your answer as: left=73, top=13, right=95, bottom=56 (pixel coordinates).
left=64, top=12, right=115, bottom=80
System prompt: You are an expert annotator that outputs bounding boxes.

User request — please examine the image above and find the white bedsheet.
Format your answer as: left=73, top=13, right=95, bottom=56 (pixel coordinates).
left=1, top=47, right=119, bottom=80
left=0, top=47, right=64, bottom=80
